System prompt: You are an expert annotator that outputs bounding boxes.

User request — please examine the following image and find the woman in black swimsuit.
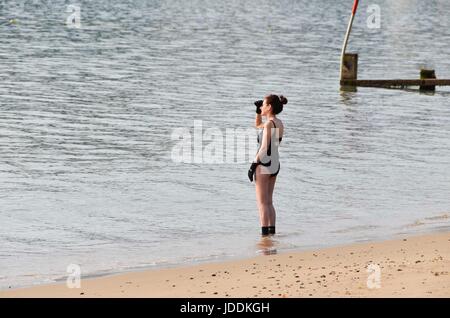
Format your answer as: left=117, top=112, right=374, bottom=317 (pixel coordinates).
left=248, top=94, right=287, bottom=236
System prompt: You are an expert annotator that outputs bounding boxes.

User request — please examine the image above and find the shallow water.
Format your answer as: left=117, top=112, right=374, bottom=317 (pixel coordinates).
left=1, top=0, right=449, bottom=289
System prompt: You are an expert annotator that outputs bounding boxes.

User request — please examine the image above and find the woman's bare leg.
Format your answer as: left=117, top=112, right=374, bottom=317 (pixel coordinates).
left=255, top=166, right=271, bottom=227
left=268, top=175, right=277, bottom=226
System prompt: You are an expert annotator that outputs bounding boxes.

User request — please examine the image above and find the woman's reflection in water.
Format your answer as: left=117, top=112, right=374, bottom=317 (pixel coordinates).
left=257, top=235, right=277, bottom=255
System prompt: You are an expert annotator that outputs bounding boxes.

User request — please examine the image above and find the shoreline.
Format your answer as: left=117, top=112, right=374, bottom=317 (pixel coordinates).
left=1, top=231, right=449, bottom=298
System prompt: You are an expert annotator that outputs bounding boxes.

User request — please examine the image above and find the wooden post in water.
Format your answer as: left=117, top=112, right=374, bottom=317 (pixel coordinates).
left=420, top=69, right=436, bottom=91
left=339, top=61, right=450, bottom=90
left=342, top=53, right=358, bottom=80
left=340, top=53, right=358, bottom=91
left=339, top=0, right=359, bottom=80
left=337, top=1, right=450, bottom=91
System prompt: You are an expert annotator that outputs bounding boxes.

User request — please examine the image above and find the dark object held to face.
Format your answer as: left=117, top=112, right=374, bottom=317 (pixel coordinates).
left=254, top=100, right=263, bottom=114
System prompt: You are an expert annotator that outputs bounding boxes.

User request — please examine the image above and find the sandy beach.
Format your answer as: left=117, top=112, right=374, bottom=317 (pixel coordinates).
left=1, top=231, right=449, bottom=298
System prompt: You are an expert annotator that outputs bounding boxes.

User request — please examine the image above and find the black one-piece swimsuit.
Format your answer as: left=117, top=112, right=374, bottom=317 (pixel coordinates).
left=256, top=119, right=282, bottom=178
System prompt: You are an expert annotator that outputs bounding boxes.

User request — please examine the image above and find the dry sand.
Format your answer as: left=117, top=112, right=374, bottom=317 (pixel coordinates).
left=1, top=231, right=449, bottom=298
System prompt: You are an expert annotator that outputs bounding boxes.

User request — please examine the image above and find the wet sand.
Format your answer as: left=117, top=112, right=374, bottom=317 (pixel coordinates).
left=1, top=231, right=449, bottom=298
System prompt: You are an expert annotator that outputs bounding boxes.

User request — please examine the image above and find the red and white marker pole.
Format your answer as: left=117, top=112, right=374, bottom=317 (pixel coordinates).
left=340, top=0, right=359, bottom=80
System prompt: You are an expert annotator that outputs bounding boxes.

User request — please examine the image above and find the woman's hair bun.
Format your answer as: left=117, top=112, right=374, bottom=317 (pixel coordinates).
left=265, top=94, right=287, bottom=114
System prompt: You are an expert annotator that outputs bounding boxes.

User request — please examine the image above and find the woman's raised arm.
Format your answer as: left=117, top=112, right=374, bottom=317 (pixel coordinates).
left=255, top=113, right=264, bottom=128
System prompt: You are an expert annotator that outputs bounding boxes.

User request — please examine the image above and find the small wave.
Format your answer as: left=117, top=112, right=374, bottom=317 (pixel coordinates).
left=425, top=213, right=449, bottom=221
left=405, top=220, right=426, bottom=228
left=405, top=212, right=450, bottom=228
left=331, top=225, right=379, bottom=234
